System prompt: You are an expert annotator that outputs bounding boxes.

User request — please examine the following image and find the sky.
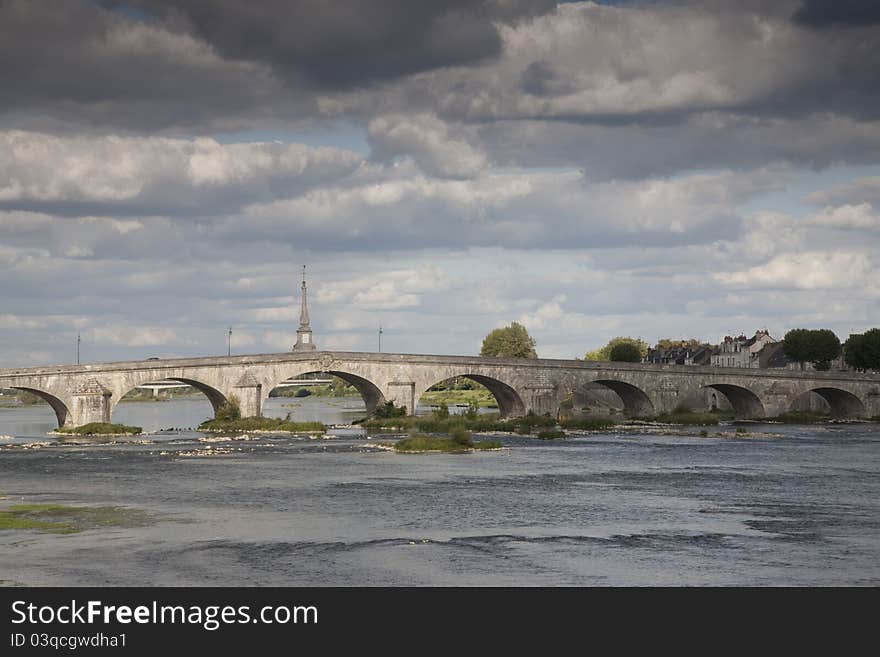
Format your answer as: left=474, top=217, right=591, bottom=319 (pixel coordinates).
left=1, top=0, right=879, bottom=366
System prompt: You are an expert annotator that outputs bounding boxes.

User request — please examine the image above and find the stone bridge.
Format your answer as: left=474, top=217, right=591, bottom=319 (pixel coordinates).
left=1, top=351, right=878, bottom=427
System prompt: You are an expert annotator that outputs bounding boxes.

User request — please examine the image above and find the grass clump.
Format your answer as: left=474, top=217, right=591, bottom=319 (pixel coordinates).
left=362, top=410, right=513, bottom=434
left=199, top=414, right=325, bottom=433
left=392, top=431, right=501, bottom=453
left=365, top=408, right=571, bottom=437
left=360, top=415, right=416, bottom=431
left=770, top=411, right=832, bottom=424
left=374, top=401, right=408, bottom=418
left=646, top=412, right=720, bottom=426
left=56, top=422, right=142, bottom=435
left=559, top=417, right=617, bottom=431
left=0, top=504, right=153, bottom=534
left=511, top=412, right=558, bottom=434
left=536, top=429, right=566, bottom=440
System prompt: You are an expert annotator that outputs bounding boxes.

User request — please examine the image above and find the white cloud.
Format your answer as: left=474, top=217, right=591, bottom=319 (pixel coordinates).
left=367, top=114, right=487, bottom=178
left=715, top=251, right=874, bottom=290
left=0, top=131, right=362, bottom=211
left=316, top=266, right=448, bottom=311
left=806, top=203, right=880, bottom=231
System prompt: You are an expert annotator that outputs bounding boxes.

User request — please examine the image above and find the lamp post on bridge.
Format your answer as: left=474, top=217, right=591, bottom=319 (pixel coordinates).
left=378, top=325, right=383, bottom=353
left=76, top=332, right=81, bottom=365
left=227, top=327, right=232, bottom=357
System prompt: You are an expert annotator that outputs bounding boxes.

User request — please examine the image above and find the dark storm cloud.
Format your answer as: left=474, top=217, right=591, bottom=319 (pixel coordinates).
left=0, top=0, right=288, bottom=132
left=135, top=0, right=556, bottom=88
left=792, top=0, right=880, bottom=28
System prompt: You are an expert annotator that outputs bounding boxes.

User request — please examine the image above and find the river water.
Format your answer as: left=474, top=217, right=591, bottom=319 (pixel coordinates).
left=0, top=396, right=878, bottom=586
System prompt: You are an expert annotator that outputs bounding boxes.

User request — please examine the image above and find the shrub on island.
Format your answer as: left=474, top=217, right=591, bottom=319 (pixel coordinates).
left=56, top=422, right=142, bottom=436
left=392, top=430, right=502, bottom=453
left=198, top=416, right=325, bottom=433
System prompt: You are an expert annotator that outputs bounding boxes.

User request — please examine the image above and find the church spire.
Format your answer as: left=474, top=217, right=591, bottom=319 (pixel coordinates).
left=299, top=265, right=310, bottom=329
left=293, top=265, right=316, bottom=351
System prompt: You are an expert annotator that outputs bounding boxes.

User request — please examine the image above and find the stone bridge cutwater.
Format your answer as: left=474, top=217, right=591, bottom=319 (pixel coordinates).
left=1, top=351, right=878, bottom=428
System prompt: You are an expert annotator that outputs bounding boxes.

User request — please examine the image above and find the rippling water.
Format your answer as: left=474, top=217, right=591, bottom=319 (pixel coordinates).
left=1, top=397, right=878, bottom=586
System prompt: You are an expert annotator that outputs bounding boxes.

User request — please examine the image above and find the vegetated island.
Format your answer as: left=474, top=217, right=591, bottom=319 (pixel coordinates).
left=53, top=422, right=143, bottom=436
left=362, top=401, right=851, bottom=446
left=0, top=503, right=154, bottom=534
left=198, top=398, right=326, bottom=434
left=198, top=416, right=326, bottom=434
left=361, top=403, right=616, bottom=439
left=387, top=428, right=502, bottom=453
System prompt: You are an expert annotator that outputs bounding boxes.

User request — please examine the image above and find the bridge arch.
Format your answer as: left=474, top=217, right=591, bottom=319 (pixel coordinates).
left=419, top=374, right=525, bottom=418
left=111, top=377, right=229, bottom=420
left=593, top=380, right=655, bottom=417
left=704, top=383, right=765, bottom=419
left=792, top=387, right=866, bottom=419
left=266, top=370, right=385, bottom=415
left=10, top=387, right=70, bottom=428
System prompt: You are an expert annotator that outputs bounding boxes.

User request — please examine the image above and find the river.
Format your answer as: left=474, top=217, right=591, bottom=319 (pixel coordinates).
left=0, top=396, right=878, bottom=585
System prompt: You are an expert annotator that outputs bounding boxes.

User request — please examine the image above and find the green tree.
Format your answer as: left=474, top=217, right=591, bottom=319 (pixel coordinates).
left=654, top=338, right=701, bottom=350
left=609, top=342, right=642, bottom=362
left=480, top=322, right=537, bottom=358
left=844, top=329, right=880, bottom=371
left=809, top=329, right=841, bottom=370
left=844, top=333, right=867, bottom=370
left=584, top=337, right=648, bottom=361
left=783, top=329, right=811, bottom=369
left=783, top=328, right=841, bottom=370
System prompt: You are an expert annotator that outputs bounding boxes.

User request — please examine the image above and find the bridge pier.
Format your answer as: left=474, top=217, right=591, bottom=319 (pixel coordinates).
left=385, top=381, right=415, bottom=415
left=232, top=373, right=263, bottom=418
left=70, top=378, right=111, bottom=427
left=520, top=386, right=561, bottom=417
left=867, top=388, right=880, bottom=417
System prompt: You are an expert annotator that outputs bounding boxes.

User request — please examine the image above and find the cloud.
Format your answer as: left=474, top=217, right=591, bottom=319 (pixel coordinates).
left=316, top=266, right=449, bottom=310
left=0, top=131, right=362, bottom=216
left=792, top=0, right=880, bottom=28
left=137, top=0, right=555, bottom=88
left=1, top=1, right=878, bottom=183
left=715, top=251, right=874, bottom=290
left=1, top=2, right=879, bottom=368
left=367, top=114, right=487, bottom=178
left=476, top=113, right=880, bottom=180
left=806, top=203, right=880, bottom=231
left=807, top=177, right=880, bottom=206
left=0, top=0, right=288, bottom=132
left=225, top=167, right=778, bottom=251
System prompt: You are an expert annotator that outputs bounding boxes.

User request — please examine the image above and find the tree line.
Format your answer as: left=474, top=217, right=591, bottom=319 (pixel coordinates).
left=781, top=328, right=880, bottom=371
left=478, top=321, right=880, bottom=371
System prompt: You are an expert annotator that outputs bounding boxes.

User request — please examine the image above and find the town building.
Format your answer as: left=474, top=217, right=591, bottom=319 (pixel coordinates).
left=710, top=330, right=776, bottom=368
left=645, top=343, right=716, bottom=366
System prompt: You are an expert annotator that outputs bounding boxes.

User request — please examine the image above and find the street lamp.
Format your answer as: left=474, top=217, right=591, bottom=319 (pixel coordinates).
left=76, top=332, right=81, bottom=365
left=227, top=327, right=232, bottom=357
left=378, top=326, right=383, bottom=353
